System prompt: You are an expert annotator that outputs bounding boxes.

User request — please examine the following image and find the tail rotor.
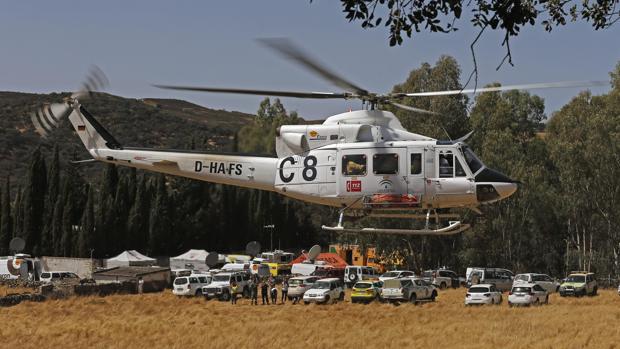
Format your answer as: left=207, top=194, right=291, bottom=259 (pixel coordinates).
left=30, top=66, right=108, bottom=137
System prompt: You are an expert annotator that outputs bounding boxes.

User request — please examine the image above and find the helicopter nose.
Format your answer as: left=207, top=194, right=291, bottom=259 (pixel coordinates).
left=474, top=167, right=519, bottom=203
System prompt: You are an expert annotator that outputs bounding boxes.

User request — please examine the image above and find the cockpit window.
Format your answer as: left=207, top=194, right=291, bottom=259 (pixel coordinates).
left=462, top=147, right=483, bottom=173
left=439, top=152, right=454, bottom=178
left=455, top=158, right=467, bottom=177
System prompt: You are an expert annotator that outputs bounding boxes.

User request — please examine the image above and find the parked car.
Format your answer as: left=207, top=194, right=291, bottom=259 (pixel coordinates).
left=508, top=283, right=549, bottom=306
left=40, top=271, right=80, bottom=283
left=465, top=284, right=502, bottom=306
left=466, top=267, right=514, bottom=291
left=287, top=276, right=320, bottom=300
left=514, top=273, right=560, bottom=293
left=617, top=283, right=620, bottom=296
left=311, top=267, right=344, bottom=280
left=351, top=280, right=383, bottom=303
left=202, top=271, right=251, bottom=301
left=345, top=266, right=378, bottom=288
left=381, top=278, right=437, bottom=304
left=378, top=270, right=415, bottom=282
left=173, top=274, right=212, bottom=296
left=422, top=269, right=459, bottom=289
left=559, top=272, right=597, bottom=297
left=303, top=278, right=345, bottom=304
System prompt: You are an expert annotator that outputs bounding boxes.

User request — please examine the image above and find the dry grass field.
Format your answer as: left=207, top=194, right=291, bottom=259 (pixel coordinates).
left=1, top=286, right=620, bottom=349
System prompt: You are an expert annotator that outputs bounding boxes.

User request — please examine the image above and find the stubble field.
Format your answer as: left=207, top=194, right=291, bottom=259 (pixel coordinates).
left=1, top=286, right=619, bottom=349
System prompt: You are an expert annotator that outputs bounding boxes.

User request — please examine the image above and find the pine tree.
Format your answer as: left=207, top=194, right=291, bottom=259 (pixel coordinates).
left=21, top=148, right=47, bottom=255
left=127, top=175, right=150, bottom=250
left=12, top=184, right=23, bottom=239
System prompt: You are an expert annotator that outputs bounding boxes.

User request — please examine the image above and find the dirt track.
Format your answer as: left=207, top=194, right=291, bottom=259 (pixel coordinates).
left=1, top=287, right=619, bottom=349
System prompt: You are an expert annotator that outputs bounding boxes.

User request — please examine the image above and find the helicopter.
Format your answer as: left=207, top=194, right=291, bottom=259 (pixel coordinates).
left=30, top=39, right=605, bottom=236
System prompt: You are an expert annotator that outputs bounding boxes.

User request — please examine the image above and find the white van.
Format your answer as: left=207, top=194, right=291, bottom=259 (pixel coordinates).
left=40, top=271, right=80, bottom=283
left=344, top=266, right=378, bottom=288
left=172, top=274, right=212, bottom=296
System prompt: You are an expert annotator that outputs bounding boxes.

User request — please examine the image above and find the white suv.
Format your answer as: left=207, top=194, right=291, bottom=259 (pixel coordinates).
left=345, top=266, right=378, bottom=288
left=508, top=283, right=549, bottom=306
left=378, top=270, right=415, bottom=282
left=202, top=271, right=251, bottom=301
left=381, top=278, right=437, bottom=304
left=172, top=274, right=212, bottom=296
left=465, top=284, right=502, bottom=305
left=303, top=278, right=345, bottom=304
left=288, top=276, right=320, bottom=300
left=514, top=273, right=560, bottom=293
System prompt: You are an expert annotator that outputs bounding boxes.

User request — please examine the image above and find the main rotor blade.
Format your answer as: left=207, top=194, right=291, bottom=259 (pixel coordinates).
left=401, top=80, right=608, bottom=97
left=153, top=84, right=348, bottom=99
left=389, top=101, right=437, bottom=115
left=257, top=38, right=368, bottom=96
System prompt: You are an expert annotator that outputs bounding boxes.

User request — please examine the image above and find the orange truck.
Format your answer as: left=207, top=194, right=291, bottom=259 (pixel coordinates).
left=328, top=244, right=385, bottom=273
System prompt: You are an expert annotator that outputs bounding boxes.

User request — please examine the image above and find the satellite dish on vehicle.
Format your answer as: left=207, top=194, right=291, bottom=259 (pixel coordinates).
left=307, top=245, right=321, bottom=262
left=245, top=241, right=261, bottom=257
left=9, top=237, right=25, bottom=253
left=205, top=252, right=219, bottom=268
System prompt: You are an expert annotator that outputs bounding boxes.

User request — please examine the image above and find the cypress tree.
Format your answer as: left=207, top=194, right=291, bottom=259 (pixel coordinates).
left=77, top=185, right=95, bottom=258
left=0, top=178, right=9, bottom=252
left=22, top=148, right=47, bottom=255
left=41, top=145, right=61, bottom=255
left=149, top=174, right=171, bottom=255
left=127, top=175, right=150, bottom=251
left=12, top=184, right=23, bottom=239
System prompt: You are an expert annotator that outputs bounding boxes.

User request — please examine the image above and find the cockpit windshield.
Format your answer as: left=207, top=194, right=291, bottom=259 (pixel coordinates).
left=461, top=146, right=484, bottom=174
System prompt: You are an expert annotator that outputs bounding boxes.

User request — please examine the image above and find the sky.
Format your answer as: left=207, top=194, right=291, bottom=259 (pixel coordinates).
left=1, top=1, right=618, bottom=120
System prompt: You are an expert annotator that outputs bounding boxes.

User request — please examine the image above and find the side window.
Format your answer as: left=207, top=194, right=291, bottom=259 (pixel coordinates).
left=403, top=272, right=413, bottom=277
left=330, top=283, right=336, bottom=290
left=373, top=153, right=399, bottom=175
left=490, top=285, right=497, bottom=292
left=410, top=153, right=422, bottom=175
left=342, top=155, right=367, bottom=176
left=484, top=270, right=495, bottom=279
left=189, top=277, right=198, bottom=284
left=534, top=285, right=544, bottom=292
left=439, top=152, right=454, bottom=178
left=455, top=158, right=467, bottom=177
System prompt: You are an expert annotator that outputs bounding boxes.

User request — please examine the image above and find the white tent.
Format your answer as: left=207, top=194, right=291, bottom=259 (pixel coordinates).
left=169, top=249, right=210, bottom=272
left=106, top=250, right=156, bottom=268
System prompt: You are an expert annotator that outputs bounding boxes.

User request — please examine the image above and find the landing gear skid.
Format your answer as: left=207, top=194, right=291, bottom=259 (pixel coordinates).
left=321, top=208, right=471, bottom=236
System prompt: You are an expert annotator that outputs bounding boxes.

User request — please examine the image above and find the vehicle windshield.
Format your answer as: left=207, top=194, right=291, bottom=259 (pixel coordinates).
left=468, top=287, right=489, bottom=293
left=566, top=275, right=586, bottom=283
left=213, top=275, right=231, bottom=282
left=174, top=277, right=188, bottom=285
left=515, top=275, right=529, bottom=282
left=461, top=146, right=483, bottom=173
left=382, top=272, right=399, bottom=278
left=355, top=282, right=372, bottom=289
left=289, top=279, right=304, bottom=286
left=313, top=282, right=331, bottom=289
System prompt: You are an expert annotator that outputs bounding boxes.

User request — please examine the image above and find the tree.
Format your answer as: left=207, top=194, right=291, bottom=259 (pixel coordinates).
left=336, top=1, right=620, bottom=52
left=21, top=148, right=47, bottom=255
left=390, top=56, right=469, bottom=139
left=77, top=185, right=95, bottom=258
left=127, top=175, right=151, bottom=251
left=0, top=178, right=11, bottom=254
left=149, top=174, right=172, bottom=255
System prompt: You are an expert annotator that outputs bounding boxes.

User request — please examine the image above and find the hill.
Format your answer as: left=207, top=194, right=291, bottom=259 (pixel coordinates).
left=0, top=91, right=256, bottom=189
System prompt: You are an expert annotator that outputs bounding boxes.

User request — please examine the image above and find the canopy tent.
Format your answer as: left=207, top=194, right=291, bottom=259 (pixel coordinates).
left=169, top=249, right=211, bottom=271
left=106, top=250, right=156, bottom=268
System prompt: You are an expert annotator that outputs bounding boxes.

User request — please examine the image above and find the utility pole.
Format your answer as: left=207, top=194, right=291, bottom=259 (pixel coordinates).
left=264, top=224, right=275, bottom=251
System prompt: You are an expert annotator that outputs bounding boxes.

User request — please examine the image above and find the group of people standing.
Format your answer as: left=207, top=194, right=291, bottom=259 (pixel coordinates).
left=230, top=275, right=290, bottom=305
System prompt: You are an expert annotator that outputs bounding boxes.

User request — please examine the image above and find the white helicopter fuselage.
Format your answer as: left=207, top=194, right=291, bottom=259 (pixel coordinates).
left=67, top=105, right=516, bottom=213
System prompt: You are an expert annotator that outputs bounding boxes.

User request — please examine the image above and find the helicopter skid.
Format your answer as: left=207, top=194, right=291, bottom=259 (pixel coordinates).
left=322, top=221, right=471, bottom=236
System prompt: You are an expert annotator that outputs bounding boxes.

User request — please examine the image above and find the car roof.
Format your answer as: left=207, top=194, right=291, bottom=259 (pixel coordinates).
left=512, top=283, right=537, bottom=287
left=469, top=284, right=494, bottom=288
left=316, top=278, right=340, bottom=282
left=290, top=275, right=319, bottom=280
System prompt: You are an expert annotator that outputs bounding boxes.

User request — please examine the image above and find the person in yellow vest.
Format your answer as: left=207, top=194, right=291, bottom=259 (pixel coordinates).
left=231, top=281, right=238, bottom=304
